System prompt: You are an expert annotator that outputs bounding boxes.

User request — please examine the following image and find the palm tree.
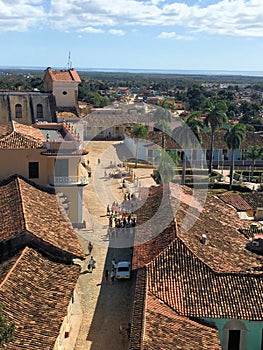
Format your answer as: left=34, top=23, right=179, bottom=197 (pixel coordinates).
left=246, top=145, right=263, bottom=177
left=155, top=149, right=179, bottom=184
left=153, top=106, right=172, bottom=149
left=172, top=113, right=203, bottom=185
left=130, top=124, right=148, bottom=168
left=204, top=100, right=228, bottom=175
left=224, top=123, right=246, bottom=189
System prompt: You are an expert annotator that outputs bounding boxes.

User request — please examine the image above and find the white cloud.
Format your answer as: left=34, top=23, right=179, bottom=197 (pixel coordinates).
left=0, top=0, right=263, bottom=38
left=108, top=29, right=125, bottom=36
left=157, top=31, right=194, bottom=40
left=157, top=31, right=176, bottom=39
left=78, top=26, right=104, bottom=34
left=0, top=0, right=46, bottom=31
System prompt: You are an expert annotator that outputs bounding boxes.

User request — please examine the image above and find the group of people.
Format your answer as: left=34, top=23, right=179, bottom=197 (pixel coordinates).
left=107, top=200, right=137, bottom=230
left=85, top=243, right=118, bottom=286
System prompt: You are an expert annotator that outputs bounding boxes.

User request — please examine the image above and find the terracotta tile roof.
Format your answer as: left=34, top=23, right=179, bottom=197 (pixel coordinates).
left=0, top=121, right=45, bottom=149
left=84, top=113, right=144, bottom=128
left=169, top=183, right=262, bottom=274
left=0, top=175, right=84, bottom=259
left=240, top=192, right=263, bottom=210
left=0, top=247, right=80, bottom=349
left=134, top=183, right=262, bottom=274
left=148, top=238, right=263, bottom=320
left=143, top=294, right=221, bottom=350
left=47, top=68, right=81, bottom=83
left=129, top=268, right=147, bottom=350
left=136, top=129, right=263, bottom=150
left=133, top=185, right=176, bottom=269
left=218, top=193, right=252, bottom=211
left=129, top=267, right=221, bottom=350
left=144, top=130, right=179, bottom=149
left=200, top=130, right=263, bottom=149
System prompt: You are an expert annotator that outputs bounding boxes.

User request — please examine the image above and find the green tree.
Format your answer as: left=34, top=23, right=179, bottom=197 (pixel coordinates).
left=0, top=303, right=15, bottom=345
left=153, top=107, right=172, bottom=149
left=172, top=112, right=203, bottom=185
left=130, top=124, right=148, bottom=168
left=186, top=85, right=207, bottom=111
left=203, top=100, right=228, bottom=174
left=155, top=149, right=179, bottom=184
left=246, top=146, right=263, bottom=176
left=224, top=124, right=247, bottom=189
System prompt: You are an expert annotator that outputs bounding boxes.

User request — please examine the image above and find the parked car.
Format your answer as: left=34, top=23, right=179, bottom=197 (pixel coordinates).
left=116, top=261, right=131, bottom=279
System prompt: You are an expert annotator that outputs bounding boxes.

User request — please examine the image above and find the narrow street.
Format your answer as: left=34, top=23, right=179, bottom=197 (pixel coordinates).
left=74, top=141, right=136, bottom=350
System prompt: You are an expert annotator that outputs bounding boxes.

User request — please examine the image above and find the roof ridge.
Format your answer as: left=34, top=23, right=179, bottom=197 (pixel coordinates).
left=11, top=120, right=16, bottom=132
left=0, top=247, right=29, bottom=288
left=15, top=177, right=28, bottom=232
left=3, top=130, right=44, bottom=147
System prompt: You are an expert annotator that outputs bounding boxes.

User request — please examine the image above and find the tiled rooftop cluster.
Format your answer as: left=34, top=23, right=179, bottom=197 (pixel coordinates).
left=130, top=183, right=263, bottom=349
left=133, top=185, right=176, bottom=269
left=170, top=183, right=262, bottom=273
left=0, top=247, right=80, bottom=350
left=143, top=294, right=221, bottom=350
left=0, top=175, right=84, bottom=349
left=0, top=121, right=45, bottom=149
left=148, top=238, right=263, bottom=320
left=0, top=175, right=84, bottom=259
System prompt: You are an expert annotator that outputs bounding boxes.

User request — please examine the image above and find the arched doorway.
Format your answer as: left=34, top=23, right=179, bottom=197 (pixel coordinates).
left=223, top=320, right=247, bottom=350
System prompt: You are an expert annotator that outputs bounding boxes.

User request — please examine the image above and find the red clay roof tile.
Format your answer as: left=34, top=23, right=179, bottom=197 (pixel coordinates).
left=218, top=193, right=252, bottom=211
left=0, top=121, right=45, bottom=149
left=0, top=247, right=80, bottom=350
left=47, top=68, right=81, bottom=83
left=148, top=238, right=263, bottom=320
left=0, top=175, right=84, bottom=259
left=144, top=294, right=221, bottom=350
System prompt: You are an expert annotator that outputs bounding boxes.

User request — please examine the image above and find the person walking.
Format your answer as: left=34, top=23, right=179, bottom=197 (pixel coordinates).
left=112, top=258, right=117, bottom=270
left=104, top=269, right=109, bottom=284
left=110, top=268, right=115, bottom=284
left=88, top=241, right=93, bottom=255
left=88, top=256, right=96, bottom=272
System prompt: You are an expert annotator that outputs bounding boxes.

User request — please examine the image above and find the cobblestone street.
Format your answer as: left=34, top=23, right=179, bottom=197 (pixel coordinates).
left=74, top=141, right=137, bottom=350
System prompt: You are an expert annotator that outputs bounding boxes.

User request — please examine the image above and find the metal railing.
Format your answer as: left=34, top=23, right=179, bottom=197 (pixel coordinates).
left=49, top=176, right=89, bottom=186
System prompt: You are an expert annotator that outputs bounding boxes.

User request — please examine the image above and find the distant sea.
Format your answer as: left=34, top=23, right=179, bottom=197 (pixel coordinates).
left=1, top=66, right=263, bottom=77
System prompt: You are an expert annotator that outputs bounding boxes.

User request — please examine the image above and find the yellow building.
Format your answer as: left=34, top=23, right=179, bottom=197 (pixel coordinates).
left=0, top=91, right=57, bottom=125
left=43, top=67, right=81, bottom=116
left=0, top=120, right=88, bottom=226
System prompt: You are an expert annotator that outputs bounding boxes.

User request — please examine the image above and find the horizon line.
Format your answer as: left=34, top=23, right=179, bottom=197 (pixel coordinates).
left=0, top=65, right=263, bottom=77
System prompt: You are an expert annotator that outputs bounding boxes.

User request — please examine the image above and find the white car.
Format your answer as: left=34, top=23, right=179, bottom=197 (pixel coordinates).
left=116, top=261, right=131, bottom=279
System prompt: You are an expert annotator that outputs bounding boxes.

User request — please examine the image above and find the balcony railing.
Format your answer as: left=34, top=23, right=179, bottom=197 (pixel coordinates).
left=49, top=176, right=89, bottom=186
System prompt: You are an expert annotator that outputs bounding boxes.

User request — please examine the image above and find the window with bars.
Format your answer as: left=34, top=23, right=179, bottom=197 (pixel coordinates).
left=36, top=104, right=43, bottom=119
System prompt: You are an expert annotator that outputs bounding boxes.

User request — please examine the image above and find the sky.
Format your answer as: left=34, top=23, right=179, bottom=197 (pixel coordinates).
left=0, top=0, right=263, bottom=72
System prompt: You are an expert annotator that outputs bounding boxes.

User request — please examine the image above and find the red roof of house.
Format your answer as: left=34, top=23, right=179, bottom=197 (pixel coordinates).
left=46, top=68, right=81, bottom=83
left=0, top=175, right=84, bottom=259
left=0, top=247, right=80, bottom=349
left=147, top=238, right=263, bottom=320
left=143, top=294, right=221, bottom=350
left=218, top=193, right=252, bottom=211
left=0, top=121, right=45, bottom=149
left=170, top=183, right=260, bottom=274
left=133, top=185, right=176, bottom=269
